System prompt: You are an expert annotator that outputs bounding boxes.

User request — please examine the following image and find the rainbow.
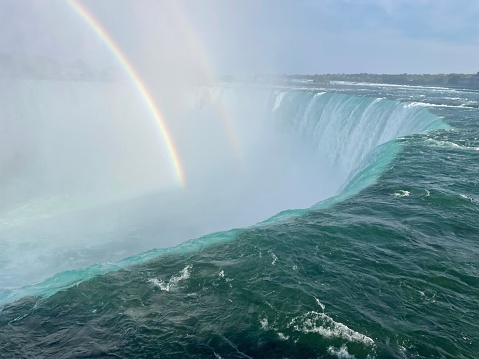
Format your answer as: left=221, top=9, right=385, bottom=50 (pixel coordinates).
left=163, top=1, right=243, bottom=159
left=68, top=0, right=186, bottom=186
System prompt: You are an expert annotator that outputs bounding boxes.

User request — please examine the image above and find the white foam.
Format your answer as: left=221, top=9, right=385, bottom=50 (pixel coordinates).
left=330, top=80, right=457, bottom=92
left=327, top=345, right=357, bottom=359
left=405, top=101, right=468, bottom=109
left=460, top=194, right=473, bottom=202
left=148, top=278, right=170, bottom=291
left=393, top=190, right=410, bottom=198
left=148, top=265, right=191, bottom=292
left=289, top=311, right=375, bottom=346
left=316, top=297, right=326, bottom=312
left=418, top=290, right=437, bottom=303
left=271, top=252, right=278, bottom=266
left=425, top=138, right=479, bottom=151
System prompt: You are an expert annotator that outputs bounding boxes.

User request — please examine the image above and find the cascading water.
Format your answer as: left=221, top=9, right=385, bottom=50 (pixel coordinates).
left=195, top=86, right=446, bottom=196
left=0, top=80, right=447, bottom=304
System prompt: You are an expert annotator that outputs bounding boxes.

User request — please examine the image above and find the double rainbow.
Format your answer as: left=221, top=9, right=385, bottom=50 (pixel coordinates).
left=164, top=1, right=242, bottom=159
left=68, top=0, right=186, bottom=186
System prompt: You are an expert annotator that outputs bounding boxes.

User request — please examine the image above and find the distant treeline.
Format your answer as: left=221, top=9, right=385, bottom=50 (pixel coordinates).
left=0, top=53, right=121, bottom=82
left=3, top=53, right=479, bottom=90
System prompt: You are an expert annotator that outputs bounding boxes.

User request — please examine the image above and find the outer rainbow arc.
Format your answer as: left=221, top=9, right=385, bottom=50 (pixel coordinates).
left=68, top=0, right=186, bottom=187
left=165, top=1, right=243, bottom=160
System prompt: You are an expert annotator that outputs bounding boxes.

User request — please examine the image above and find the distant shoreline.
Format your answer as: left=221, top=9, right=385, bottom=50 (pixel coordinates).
left=2, top=69, right=479, bottom=92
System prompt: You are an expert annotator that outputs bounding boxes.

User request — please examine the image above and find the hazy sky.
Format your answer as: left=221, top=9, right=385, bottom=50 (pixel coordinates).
left=1, top=0, right=478, bottom=75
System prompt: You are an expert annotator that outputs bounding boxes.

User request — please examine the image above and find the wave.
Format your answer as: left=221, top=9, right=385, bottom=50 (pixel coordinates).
left=330, top=80, right=460, bottom=92
left=0, top=83, right=449, bottom=307
left=406, top=101, right=478, bottom=109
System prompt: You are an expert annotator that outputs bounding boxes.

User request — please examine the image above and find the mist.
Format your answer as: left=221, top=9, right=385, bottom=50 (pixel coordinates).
left=0, top=0, right=447, bottom=289
left=0, top=73, right=345, bottom=288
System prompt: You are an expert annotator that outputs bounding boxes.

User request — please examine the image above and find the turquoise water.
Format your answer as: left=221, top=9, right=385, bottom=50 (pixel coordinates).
left=1, top=82, right=478, bottom=358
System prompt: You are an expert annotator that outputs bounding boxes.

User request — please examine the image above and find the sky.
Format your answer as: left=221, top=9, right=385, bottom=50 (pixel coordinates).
left=0, top=0, right=478, bottom=75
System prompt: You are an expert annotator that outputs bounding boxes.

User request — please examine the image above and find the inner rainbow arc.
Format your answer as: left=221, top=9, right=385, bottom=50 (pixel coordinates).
left=68, top=0, right=186, bottom=186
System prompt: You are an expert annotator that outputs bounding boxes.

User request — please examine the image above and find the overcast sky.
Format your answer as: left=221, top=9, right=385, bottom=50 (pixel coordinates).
left=1, top=0, right=478, bottom=75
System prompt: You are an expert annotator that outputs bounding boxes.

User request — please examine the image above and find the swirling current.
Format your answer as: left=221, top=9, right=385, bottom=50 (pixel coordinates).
left=1, top=81, right=479, bottom=358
